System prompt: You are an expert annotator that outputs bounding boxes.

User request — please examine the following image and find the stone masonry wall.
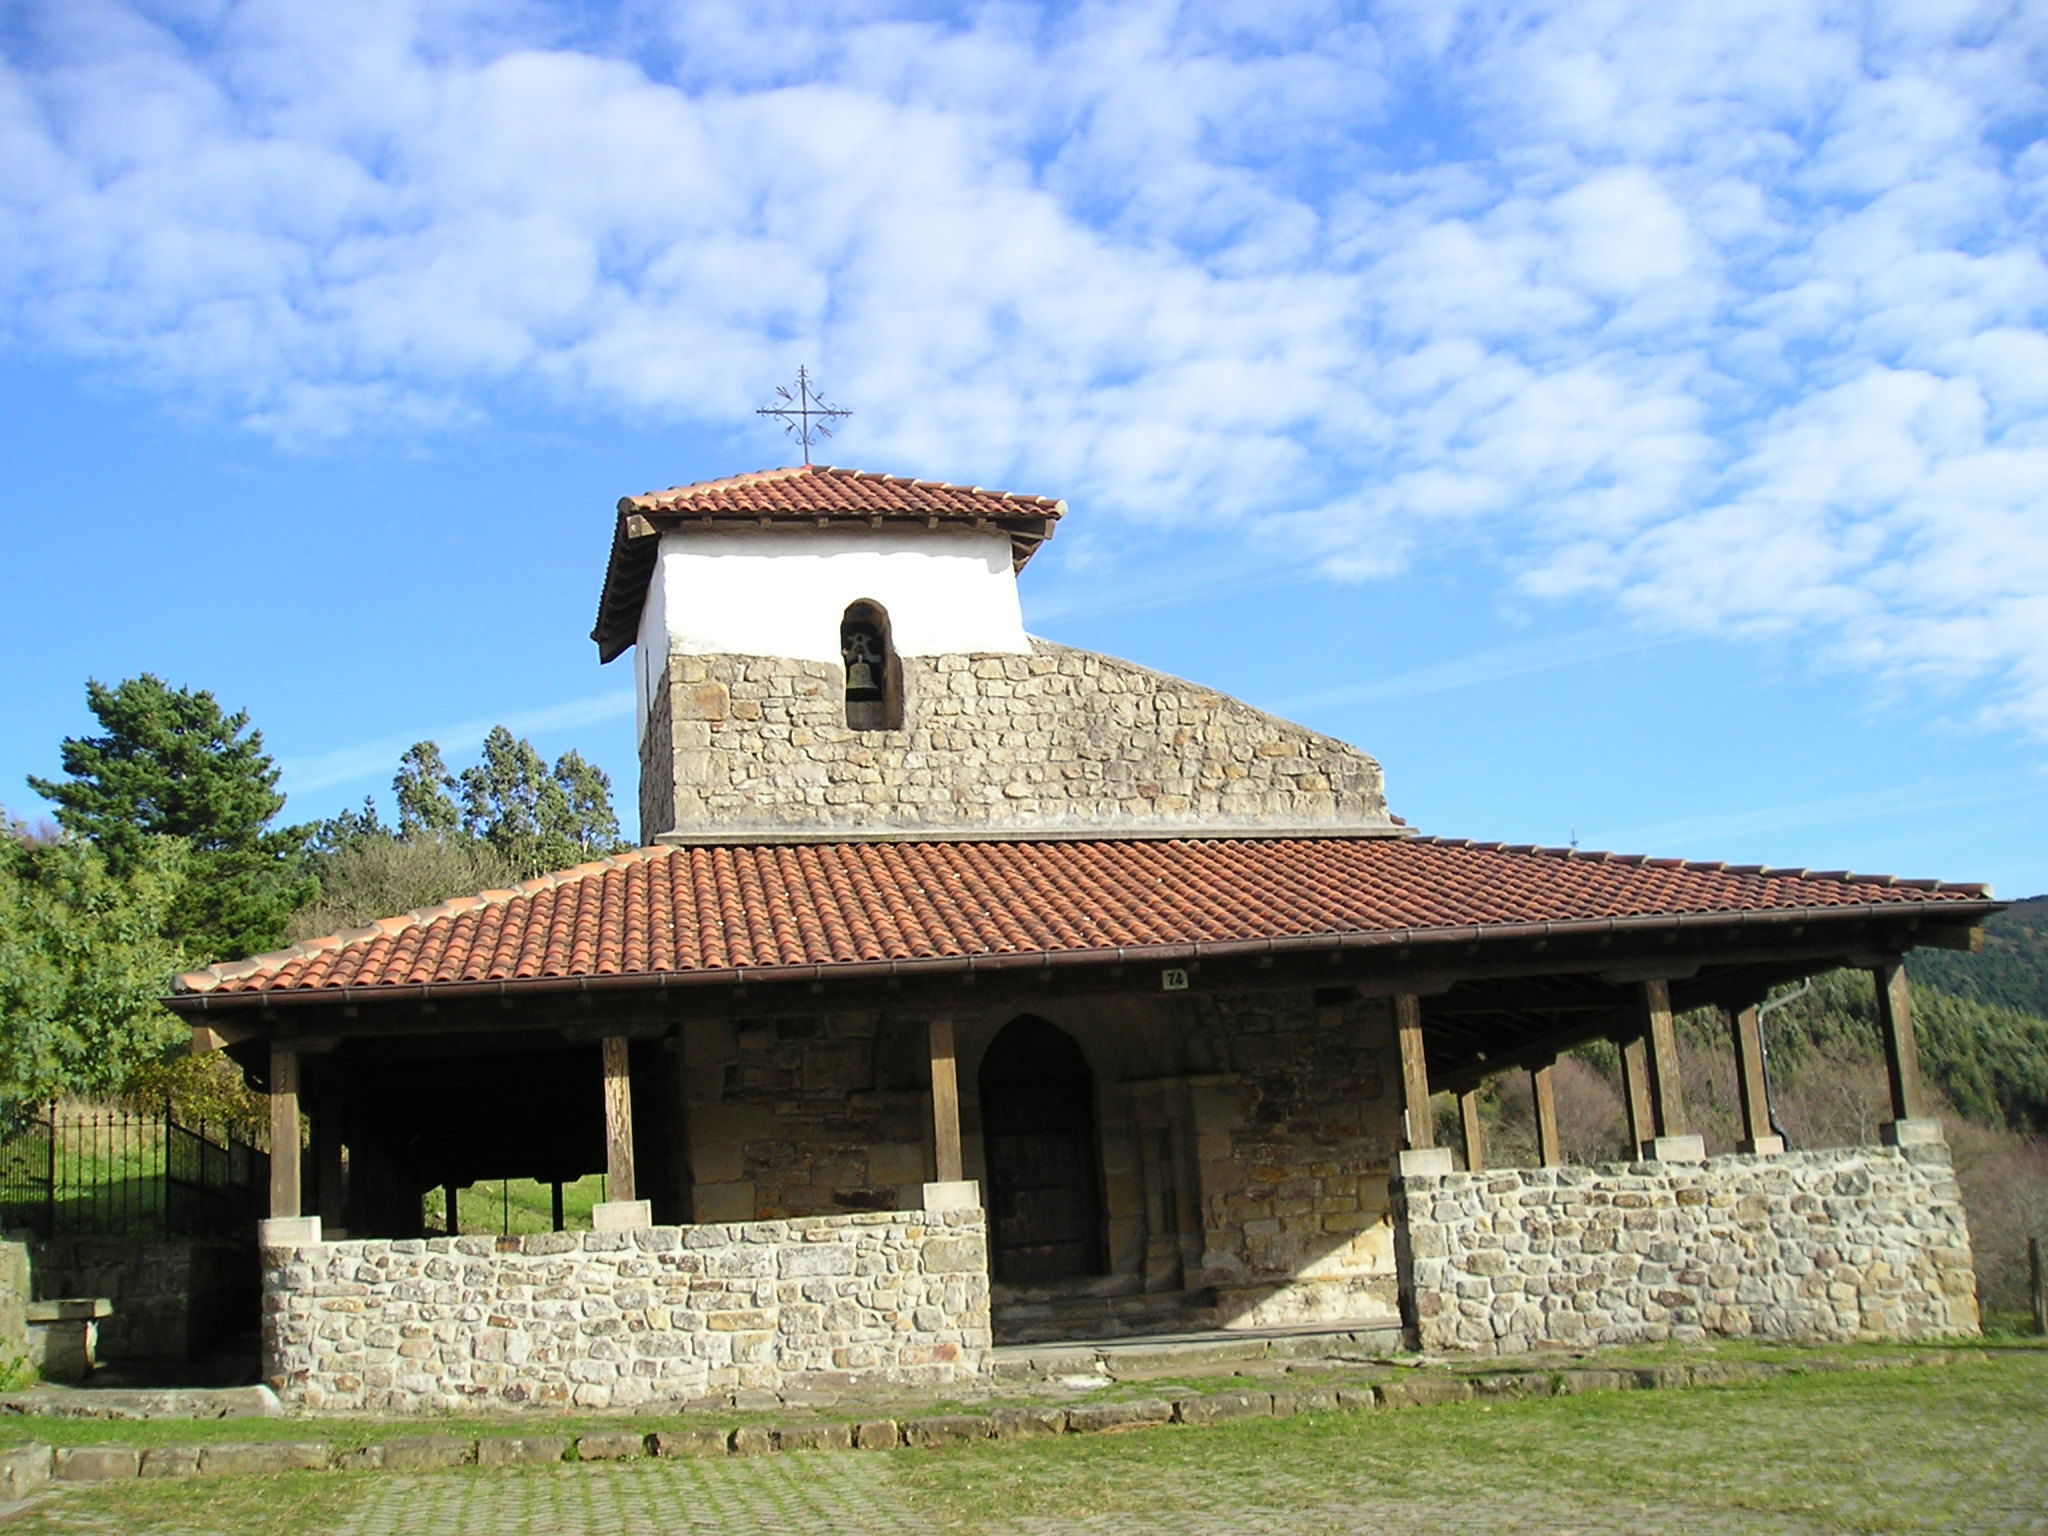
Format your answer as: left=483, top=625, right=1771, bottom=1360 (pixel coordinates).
left=1397, top=1144, right=1979, bottom=1355
left=30, top=1239, right=256, bottom=1363
left=640, top=639, right=1393, bottom=842
left=263, top=1208, right=989, bottom=1413
left=684, top=1012, right=932, bottom=1224
left=1194, top=993, right=1404, bottom=1329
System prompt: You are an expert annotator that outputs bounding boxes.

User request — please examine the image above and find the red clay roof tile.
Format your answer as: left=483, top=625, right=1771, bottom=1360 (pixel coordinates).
left=620, top=464, right=1064, bottom=522
left=172, top=837, right=1991, bottom=1001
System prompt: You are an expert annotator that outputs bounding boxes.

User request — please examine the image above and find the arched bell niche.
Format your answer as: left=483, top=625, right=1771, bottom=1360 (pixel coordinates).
left=978, top=1015, right=1106, bottom=1284
left=839, top=599, right=904, bottom=731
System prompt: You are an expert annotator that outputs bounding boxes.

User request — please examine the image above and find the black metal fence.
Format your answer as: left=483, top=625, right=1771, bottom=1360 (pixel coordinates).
left=0, top=1104, right=268, bottom=1241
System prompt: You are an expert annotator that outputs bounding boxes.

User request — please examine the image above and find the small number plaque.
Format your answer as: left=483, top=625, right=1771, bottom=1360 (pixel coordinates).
left=1160, top=968, right=1190, bottom=991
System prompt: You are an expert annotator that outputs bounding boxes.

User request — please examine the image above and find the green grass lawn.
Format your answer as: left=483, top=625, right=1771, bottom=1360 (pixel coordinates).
left=7, top=1349, right=2046, bottom=1536
left=423, top=1172, right=608, bottom=1236
left=903, top=1351, right=2048, bottom=1535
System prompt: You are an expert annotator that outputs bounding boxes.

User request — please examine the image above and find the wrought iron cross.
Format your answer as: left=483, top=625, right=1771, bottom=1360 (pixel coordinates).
left=756, top=367, right=850, bottom=465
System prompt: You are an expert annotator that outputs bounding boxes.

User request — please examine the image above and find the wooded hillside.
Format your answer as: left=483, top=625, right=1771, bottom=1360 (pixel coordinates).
left=1910, top=895, right=2048, bottom=1019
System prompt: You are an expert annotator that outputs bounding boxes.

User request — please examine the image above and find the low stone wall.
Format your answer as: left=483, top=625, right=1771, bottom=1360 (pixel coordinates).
left=1397, top=1144, right=1979, bottom=1354
left=263, top=1207, right=990, bottom=1413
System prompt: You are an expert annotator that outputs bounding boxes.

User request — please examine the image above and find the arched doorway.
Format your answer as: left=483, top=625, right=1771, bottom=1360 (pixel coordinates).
left=978, top=1016, right=1105, bottom=1284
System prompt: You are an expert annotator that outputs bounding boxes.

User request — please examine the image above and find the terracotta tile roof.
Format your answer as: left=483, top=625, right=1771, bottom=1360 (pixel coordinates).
left=172, top=837, right=1992, bottom=1002
left=594, top=466, right=1064, bottom=662
left=621, top=464, right=1065, bottom=523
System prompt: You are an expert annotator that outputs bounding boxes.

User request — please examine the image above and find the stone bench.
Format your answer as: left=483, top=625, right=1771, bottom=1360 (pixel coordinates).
left=27, top=1298, right=112, bottom=1383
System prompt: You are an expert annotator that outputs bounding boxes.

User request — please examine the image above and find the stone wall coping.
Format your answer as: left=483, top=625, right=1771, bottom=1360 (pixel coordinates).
left=1396, top=1142, right=1942, bottom=1191
left=267, top=1205, right=982, bottom=1260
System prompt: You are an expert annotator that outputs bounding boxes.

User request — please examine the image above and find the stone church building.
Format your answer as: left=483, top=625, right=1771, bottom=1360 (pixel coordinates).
left=170, top=465, right=1995, bottom=1412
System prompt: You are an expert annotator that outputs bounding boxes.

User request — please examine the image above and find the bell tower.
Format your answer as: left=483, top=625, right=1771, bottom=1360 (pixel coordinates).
left=594, top=464, right=1398, bottom=846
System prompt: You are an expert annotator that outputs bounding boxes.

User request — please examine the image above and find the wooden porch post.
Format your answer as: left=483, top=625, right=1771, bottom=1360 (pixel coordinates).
left=602, top=1035, right=637, bottom=1203
left=1726, top=1003, right=1783, bottom=1154
left=927, top=1017, right=964, bottom=1184
left=1638, top=979, right=1691, bottom=1139
left=1457, top=1089, right=1485, bottom=1173
left=444, top=1184, right=459, bottom=1237
left=268, top=1042, right=301, bottom=1221
left=1871, top=960, right=1940, bottom=1145
left=1396, top=994, right=1434, bottom=1151
left=313, top=1109, right=345, bottom=1232
left=1530, top=1062, right=1562, bottom=1167
left=1872, top=962, right=1927, bottom=1123
left=1620, top=1036, right=1655, bottom=1152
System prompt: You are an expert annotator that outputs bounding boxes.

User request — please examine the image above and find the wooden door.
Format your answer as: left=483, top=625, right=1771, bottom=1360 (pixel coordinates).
left=979, top=1017, right=1104, bottom=1284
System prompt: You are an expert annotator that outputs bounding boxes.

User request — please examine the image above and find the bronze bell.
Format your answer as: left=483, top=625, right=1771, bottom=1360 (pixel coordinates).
left=845, top=657, right=883, bottom=700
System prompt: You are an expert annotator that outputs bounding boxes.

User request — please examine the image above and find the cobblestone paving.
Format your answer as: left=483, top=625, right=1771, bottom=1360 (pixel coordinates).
left=332, top=1455, right=935, bottom=1536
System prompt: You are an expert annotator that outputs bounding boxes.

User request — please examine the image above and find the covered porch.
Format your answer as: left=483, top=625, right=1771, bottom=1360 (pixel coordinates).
left=165, top=837, right=1998, bottom=1405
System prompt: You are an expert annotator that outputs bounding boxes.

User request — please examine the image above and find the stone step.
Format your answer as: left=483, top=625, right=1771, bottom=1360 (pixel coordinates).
left=991, top=1318, right=1409, bottom=1383
left=992, top=1287, right=1219, bottom=1346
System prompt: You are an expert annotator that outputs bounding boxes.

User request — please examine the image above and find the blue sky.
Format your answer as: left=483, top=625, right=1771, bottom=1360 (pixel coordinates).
left=2, top=0, right=2045, bottom=900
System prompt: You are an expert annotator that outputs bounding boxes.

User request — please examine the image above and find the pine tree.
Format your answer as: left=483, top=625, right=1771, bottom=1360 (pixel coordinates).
left=27, top=676, right=313, bottom=963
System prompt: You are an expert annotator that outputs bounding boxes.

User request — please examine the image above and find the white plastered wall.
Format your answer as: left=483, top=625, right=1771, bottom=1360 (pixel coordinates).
left=633, top=524, right=1031, bottom=740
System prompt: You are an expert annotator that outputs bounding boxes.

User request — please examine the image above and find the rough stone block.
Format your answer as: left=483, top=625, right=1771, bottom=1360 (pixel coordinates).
left=0, top=1443, right=52, bottom=1499
left=55, top=1446, right=140, bottom=1481
left=576, top=1432, right=648, bottom=1461
left=730, top=1426, right=775, bottom=1456
left=779, top=1245, right=853, bottom=1278
left=139, top=1444, right=203, bottom=1479
left=1376, top=1377, right=1473, bottom=1410
left=477, top=1437, right=570, bottom=1466
left=775, top=1423, right=855, bottom=1452
left=988, top=1405, right=1068, bottom=1438
left=923, top=1235, right=986, bottom=1274
left=197, top=1442, right=332, bottom=1475
left=852, top=1420, right=901, bottom=1450
left=1268, top=1388, right=1340, bottom=1416
left=1176, top=1391, right=1271, bottom=1424
left=903, top=1414, right=990, bottom=1446
left=1066, top=1398, right=1173, bottom=1434
left=651, top=1428, right=730, bottom=1458
left=376, top=1436, right=472, bottom=1471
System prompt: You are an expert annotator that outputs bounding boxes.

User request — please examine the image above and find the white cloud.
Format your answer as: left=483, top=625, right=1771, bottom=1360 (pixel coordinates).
left=2, top=0, right=2047, bottom=739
